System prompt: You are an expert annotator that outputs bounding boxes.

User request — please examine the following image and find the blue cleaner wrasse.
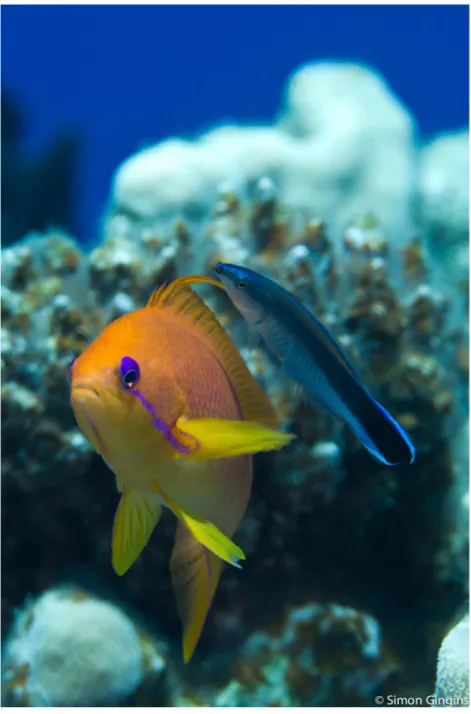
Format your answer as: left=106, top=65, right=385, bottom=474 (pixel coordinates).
left=69, top=275, right=294, bottom=662
left=204, top=263, right=415, bottom=467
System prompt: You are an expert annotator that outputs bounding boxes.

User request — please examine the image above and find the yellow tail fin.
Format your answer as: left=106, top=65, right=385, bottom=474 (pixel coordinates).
left=170, top=523, right=224, bottom=663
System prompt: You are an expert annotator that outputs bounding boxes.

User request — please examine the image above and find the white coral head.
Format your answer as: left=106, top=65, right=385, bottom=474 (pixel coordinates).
left=2, top=586, right=146, bottom=706
left=433, top=612, right=469, bottom=706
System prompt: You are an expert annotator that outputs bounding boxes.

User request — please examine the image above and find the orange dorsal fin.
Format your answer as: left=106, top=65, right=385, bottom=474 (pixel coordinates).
left=146, top=274, right=223, bottom=309
left=146, top=276, right=277, bottom=428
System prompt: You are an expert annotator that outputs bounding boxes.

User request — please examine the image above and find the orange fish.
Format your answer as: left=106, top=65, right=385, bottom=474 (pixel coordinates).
left=69, top=276, right=294, bottom=662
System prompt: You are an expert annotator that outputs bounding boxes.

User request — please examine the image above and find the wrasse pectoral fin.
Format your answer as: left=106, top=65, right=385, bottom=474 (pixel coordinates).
left=112, top=487, right=162, bottom=576
left=172, top=417, right=295, bottom=460
left=150, top=483, right=245, bottom=569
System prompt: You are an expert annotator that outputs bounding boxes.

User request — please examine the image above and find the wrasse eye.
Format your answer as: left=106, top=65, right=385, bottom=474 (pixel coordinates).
left=237, top=279, right=248, bottom=289
left=67, top=359, right=75, bottom=385
left=214, top=264, right=223, bottom=274
left=120, top=356, right=140, bottom=390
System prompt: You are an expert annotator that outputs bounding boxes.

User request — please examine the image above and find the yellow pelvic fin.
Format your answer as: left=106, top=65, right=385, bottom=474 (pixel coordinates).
left=112, top=487, right=162, bottom=576
left=172, top=417, right=295, bottom=460
left=170, top=523, right=224, bottom=663
left=146, top=277, right=279, bottom=429
left=150, top=482, right=245, bottom=569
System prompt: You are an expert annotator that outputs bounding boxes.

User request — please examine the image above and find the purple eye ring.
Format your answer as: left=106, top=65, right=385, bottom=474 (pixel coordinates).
left=120, top=356, right=140, bottom=390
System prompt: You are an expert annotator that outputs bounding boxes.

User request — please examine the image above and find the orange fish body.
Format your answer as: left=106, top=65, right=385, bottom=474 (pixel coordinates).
left=70, top=278, right=293, bottom=662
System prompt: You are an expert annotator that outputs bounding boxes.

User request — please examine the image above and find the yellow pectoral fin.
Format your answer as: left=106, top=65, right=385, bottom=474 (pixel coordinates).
left=150, top=483, right=245, bottom=569
left=172, top=417, right=295, bottom=460
left=112, top=487, right=162, bottom=576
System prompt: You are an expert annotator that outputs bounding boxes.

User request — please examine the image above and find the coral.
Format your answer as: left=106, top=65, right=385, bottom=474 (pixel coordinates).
left=112, top=62, right=415, bottom=242
left=173, top=602, right=396, bottom=706
left=89, top=213, right=185, bottom=305
left=1, top=586, right=166, bottom=706
left=277, top=62, right=416, bottom=240
left=1, top=234, right=96, bottom=497
left=433, top=613, right=469, bottom=707
left=0, top=231, right=181, bottom=645
left=110, top=61, right=467, bottom=295
left=418, top=130, right=469, bottom=286
left=418, top=131, right=469, bottom=247
left=2, top=189, right=468, bottom=704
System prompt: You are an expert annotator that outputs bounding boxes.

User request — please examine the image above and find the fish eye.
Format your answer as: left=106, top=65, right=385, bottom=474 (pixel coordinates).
left=120, top=356, right=140, bottom=390
left=214, top=264, right=222, bottom=274
left=237, top=279, right=248, bottom=289
left=67, top=359, right=75, bottom=385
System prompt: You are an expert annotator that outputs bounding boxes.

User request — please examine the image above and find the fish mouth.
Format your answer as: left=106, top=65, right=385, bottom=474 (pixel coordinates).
left=213, top=264, right=245, bottom=296
left=71, top=383, right=100, bottom=398
left=71, top=384, right=106, bottom=457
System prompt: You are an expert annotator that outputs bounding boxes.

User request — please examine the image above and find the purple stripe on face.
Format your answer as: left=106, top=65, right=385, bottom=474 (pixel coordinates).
left=133, top=388, right=199, bottom=455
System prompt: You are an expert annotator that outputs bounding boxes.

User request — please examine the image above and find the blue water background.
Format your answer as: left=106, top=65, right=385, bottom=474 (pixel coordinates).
left=2, top=4, right=469, bottom=242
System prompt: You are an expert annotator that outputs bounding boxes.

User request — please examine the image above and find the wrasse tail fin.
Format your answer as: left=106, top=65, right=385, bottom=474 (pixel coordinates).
left=342, top=385, right=416, bottom=466
left=170, top=523, right=223, bottom=663
left=112, top=487, right=162, bottom=575
left=150, top=482, right=245, bottom=568
left=146, top=277, right=279, bottom=429
left=172, top=417, right=295, bottom=460
left=363, top=396, right=416, bottom=466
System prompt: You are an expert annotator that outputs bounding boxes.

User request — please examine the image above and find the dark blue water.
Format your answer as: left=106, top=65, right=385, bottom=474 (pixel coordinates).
left=2, top=4, right=469, bottom=242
